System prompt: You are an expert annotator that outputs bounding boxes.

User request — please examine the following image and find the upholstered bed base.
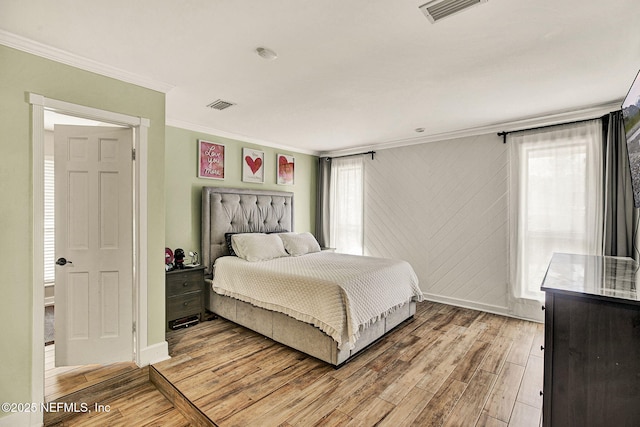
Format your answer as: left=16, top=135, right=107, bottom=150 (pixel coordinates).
left=201, top=186, right=416, bottom=366
left=206, top=289, right=415, bottom=366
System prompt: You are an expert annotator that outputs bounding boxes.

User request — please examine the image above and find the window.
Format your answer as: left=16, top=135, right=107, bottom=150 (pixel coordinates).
left=329, top=156, right=364, bottom=255
left=509, top=120, right=603, bottom=302
left=44, top=157, right=55, bottom=284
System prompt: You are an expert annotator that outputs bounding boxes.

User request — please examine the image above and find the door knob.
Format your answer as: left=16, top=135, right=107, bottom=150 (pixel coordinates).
left=56, top=257, right=73, bottom=266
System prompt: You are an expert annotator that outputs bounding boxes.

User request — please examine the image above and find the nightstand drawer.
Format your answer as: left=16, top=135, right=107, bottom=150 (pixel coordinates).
left=166, top=273, right=202, bottom=296
left=167, top=291, right=202, bottom=319
left=166, top=265, right=205, bottom=331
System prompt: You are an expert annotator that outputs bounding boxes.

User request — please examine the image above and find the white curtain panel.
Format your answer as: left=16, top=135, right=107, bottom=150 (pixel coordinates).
left=329, top=156, right=364, bottom=255
left=509, top=120, right=603, bottom=313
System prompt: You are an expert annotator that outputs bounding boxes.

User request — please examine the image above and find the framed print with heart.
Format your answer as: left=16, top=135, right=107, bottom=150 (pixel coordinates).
left=277, top=154, right=295, bottom=185
left=242, top=148, right=265, bottom=183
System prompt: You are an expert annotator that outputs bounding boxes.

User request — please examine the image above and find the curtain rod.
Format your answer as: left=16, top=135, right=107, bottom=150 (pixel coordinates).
left=497, top=113, right=613, bottom=143
left=325, top=150, right=376, bottom=160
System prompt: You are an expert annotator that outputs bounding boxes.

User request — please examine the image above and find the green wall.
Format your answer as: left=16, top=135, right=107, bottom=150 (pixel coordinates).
left=0, top=43, right=317, bottom=417
left=165, top=126, right=318, bottom=255
left=0, top=45, right=166, bottom=411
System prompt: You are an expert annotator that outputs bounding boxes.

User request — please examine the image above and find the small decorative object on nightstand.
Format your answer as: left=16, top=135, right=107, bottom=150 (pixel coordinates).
left=165, top=265, right=205, bottom=331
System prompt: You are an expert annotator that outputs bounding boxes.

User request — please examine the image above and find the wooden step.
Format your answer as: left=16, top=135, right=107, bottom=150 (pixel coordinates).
left=150, top=365, right=215, bottom=427
left=44, top=366, right=150, bottom=425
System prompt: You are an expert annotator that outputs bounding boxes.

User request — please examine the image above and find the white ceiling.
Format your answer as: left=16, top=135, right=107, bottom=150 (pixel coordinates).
left=2, top=0, right=639, bottom=154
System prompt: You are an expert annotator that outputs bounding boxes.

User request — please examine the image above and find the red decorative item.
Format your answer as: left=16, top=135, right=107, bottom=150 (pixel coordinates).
left=165, top=248, right=174, bottom=265
left=165, top=248, right=175, bottom=271
left=277, top=154, right=294, bottom=185
left=245, top=156, right=263, bottom=174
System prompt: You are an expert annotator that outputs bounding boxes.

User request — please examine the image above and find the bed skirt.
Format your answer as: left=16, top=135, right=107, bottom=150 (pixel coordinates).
left=206, top=290, right=415, bottom=366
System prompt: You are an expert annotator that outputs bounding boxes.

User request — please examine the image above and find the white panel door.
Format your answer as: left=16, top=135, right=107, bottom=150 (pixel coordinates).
left=54, top=125, right=133, bottom=366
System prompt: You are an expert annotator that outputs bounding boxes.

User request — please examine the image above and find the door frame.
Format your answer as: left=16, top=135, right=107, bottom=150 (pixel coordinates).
left=29, top=94, right=150, bottom=413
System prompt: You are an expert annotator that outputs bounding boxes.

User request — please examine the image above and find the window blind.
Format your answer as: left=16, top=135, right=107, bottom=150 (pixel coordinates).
left=44, top=158, right=55, bottom=284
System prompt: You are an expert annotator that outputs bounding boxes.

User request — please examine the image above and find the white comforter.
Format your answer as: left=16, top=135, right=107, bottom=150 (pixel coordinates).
left=209, top=251, right=423, bottom=349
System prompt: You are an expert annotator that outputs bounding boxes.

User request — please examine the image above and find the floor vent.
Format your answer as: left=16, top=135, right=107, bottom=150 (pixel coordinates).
left=207, top=99, right=235, bottom=110
left=419, top=0, right=487, bottom=23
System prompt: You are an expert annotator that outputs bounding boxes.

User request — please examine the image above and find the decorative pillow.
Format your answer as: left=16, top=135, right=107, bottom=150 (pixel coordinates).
left=278, top=232, right=321, bottom=256
left=225, top=230, right=290, bottom=256
left=231, top=233, right=288, bottom=262
left=224, top=232, right=243, bottom=256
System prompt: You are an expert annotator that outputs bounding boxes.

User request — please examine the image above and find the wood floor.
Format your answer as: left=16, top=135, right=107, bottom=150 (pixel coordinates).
left=44, top=345, right=190, bottom=426
left=151, top=300, right=544, bottom=427
left=45, top=344, right=139, bottom=402
left=47, top=380, right=191, bottom=426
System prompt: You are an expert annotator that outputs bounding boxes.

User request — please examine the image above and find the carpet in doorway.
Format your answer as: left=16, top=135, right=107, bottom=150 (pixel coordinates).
left=45, top=305, right=54, bottom=346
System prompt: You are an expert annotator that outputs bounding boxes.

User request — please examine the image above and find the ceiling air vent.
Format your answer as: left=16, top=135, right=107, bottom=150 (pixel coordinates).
left=419, top=0, right=487, bottom=23
left=207, top=99, right=235, bottom=111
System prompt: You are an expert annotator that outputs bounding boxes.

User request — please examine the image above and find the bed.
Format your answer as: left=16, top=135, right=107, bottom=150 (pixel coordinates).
left=201, top=186, right=423, bottom=366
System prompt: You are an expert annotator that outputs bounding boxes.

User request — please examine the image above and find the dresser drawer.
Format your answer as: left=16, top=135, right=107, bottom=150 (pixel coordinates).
left=167, top=291, right=202, bottom=319
left=166, top=272, right=202, bottom=296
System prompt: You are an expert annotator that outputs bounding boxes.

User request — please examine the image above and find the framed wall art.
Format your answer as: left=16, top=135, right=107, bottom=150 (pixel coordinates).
left=277, top=154, right=295, bottom=185
left=242, top=148, right=265, bottom=183
left=198, top=140, right=225, bottom=180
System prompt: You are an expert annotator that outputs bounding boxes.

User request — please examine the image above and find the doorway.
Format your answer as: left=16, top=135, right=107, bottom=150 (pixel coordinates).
left=30, top=94, right=151, bottom=424
left=43, top=111, right=137, bottom=400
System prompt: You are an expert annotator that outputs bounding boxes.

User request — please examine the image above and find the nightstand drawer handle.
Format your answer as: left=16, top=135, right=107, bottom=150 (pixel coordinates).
left=183, top=302, right=189, bottom=306
left=182, top=282, right=189, bottom=287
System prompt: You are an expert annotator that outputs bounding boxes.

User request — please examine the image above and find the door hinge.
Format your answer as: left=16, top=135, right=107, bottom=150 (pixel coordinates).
left=132, top=322, right=136, bottom=333
left=132, top=148, right=136, bottom=160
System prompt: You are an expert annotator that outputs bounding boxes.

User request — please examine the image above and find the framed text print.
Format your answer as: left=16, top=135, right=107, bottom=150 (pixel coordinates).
left=242, top=148, right=265, bottom=183
left=277, top=154, right=295, bottom=185
left=198, top=140, right=225, bottom=180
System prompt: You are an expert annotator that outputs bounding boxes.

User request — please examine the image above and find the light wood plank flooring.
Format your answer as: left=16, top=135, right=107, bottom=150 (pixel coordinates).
left=48, top=381, right=191, bottom=426
left=153, top=300, right=544, bottom=426
left=45, top=346, right=190, bottom=426
left=45, top=344, right=140, bottom=402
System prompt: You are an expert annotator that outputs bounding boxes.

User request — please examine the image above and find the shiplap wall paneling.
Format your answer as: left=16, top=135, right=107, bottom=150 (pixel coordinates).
left=364, top=133, right=510, bottom=314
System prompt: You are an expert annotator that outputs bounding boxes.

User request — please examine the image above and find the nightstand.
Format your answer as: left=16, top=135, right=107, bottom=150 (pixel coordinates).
left=165, top=265, right=205, bottom=331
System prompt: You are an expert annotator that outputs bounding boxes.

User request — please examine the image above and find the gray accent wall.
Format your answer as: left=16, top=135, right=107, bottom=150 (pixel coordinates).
left=364, top=133, right=510, bottom=314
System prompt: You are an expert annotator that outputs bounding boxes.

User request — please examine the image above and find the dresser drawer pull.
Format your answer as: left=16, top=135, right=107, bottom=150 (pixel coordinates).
left=182, top=282, right=189, bottom=287
left=540, top=345, right=544, bottom=351
left=183, top=302, right=189, bottom=306
left=541, top=306, right=545, bottom=311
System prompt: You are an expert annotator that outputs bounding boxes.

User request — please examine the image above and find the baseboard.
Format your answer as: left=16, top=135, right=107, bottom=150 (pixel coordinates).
left=0, top=411, right=39, bottom=427
left=422, top=292, right=543, bottom=323
left=138, top=341, right=170, bottom=366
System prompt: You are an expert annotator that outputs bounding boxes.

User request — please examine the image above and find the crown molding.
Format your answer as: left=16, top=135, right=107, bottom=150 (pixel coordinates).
left=0, top=29, right=174, bottom=93
left=166, top=118, right=321, bottom=156
left=322, top=100, right=623, bottom=157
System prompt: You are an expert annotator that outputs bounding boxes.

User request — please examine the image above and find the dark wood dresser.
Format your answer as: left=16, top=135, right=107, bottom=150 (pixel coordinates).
left=166, top=265, right=205, bottom=331
left=541, top=253, right=640, bottom=427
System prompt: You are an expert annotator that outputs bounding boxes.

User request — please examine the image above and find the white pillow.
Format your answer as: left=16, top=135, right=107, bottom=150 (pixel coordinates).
left=278, top=232, right=321, bottom=256
left=231, top=233, right=288, bottom=262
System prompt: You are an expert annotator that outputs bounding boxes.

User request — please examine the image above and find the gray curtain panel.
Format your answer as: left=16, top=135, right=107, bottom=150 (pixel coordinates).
left=602, top=111, right=636, bottom=258
left=315, top=157, right=332, bottom=248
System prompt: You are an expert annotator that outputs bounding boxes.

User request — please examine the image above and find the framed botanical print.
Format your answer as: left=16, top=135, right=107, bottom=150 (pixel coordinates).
left=242, top=148, right=265, bottom=183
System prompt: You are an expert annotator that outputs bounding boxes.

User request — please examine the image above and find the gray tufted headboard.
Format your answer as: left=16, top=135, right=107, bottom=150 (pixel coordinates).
left=201, top=187, right=294, bottom=275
